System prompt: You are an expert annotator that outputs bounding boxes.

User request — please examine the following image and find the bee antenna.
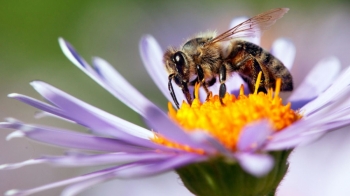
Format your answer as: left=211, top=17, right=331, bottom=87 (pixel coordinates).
left=168, top=74, right=180, bottom=109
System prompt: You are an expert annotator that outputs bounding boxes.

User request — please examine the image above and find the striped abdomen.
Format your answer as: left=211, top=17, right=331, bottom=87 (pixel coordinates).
left=224, top=40, right=293, bottom=92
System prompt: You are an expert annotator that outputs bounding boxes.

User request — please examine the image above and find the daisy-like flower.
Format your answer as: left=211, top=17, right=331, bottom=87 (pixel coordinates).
left=1, top=16, right=349, bottom=196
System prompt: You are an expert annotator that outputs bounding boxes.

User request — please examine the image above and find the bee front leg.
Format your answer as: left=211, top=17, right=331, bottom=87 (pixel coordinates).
left=181, top=83, right=192, bottom=106
left=196, top=65, right=212, bottom=98
left=189, top=76, right=216, bottom=100
left=219, top=64, right=227, bottom=105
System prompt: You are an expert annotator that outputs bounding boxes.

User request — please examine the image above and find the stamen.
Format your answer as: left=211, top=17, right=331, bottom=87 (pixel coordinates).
left=274, top=78, right=281, bottom=100
left=239, top=84, right=245, bottom=96
left=155, top=76, right=301, bottom=154
left=254, top=72, right=263, bottom=95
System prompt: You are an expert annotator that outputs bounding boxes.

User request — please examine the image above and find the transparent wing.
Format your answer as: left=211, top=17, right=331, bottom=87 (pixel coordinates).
left=207, top=8, right=289, bottom=44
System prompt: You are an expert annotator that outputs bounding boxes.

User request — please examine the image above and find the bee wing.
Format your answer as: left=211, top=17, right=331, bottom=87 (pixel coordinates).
left=207, top=8, right=289, bottom=44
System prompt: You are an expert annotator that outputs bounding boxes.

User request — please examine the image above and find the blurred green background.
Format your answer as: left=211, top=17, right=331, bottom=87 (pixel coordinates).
left=0, top=0, right=350, bottom=195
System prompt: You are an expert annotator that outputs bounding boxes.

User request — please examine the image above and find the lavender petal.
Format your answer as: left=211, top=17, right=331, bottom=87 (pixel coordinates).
left=0, top=152, right=174, bottom=170
left=289, top=56, right=340, bottom=110
left=1, top=120, right=158, bottom=152
left=139, top=35, right=186, bottom=105
left=61, top=177, right=109, bottom=196
left=92, top=57, right=163, bottom=117
left=30, top=81, right=158, bottom=141
left=59, top=38, right=162, bottom=118
left=270, top=38, right=295, bottom=70
left=144, top=106, right=217, bottom=151
left=115, top=153, right=206, bottom=178
left=42, top=152, right=174, bottom=167
left=235, top=152, right=274, bottom=177
left=301, top=64, right=350, bottom=116
left=267, top=109, right=350, bottom=150
left=237, top=120, right=273, bottom=152
left=5, top=166, right=123, bottom=196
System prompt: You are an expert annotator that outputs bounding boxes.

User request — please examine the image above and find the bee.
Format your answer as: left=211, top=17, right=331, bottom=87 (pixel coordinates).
left=164, top=8, right=293, bottom=108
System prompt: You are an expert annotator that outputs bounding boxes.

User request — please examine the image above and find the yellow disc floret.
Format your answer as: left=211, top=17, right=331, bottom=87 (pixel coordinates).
left=152, top=73, right=301, bottom=153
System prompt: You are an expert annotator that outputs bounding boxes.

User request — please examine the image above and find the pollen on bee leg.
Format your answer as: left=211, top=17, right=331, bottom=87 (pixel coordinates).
left=239, top=84, right=245, bottom=96
left=190, top=82, right=202, bottom=107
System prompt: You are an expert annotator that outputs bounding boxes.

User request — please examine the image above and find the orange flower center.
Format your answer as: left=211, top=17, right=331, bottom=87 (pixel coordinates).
left=152, top=73, right=301, bottom=153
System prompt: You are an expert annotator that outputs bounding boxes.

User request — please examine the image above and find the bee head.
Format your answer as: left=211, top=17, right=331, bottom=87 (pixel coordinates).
left=164, top=49, right=189, bottom=86
left=164, top=49, right=191, bottom=108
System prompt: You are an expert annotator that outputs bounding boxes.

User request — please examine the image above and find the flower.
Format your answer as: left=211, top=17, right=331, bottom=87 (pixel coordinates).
left=1, top=16, right=350, bottom=196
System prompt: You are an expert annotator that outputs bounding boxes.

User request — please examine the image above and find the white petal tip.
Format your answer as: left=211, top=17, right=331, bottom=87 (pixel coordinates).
left=6, top=131, right=25, bottom=141
left=34, top=112, right=49, bottom=119
left=5, top=118, right=21, bottom=123
left=0, top=164, right=9, bottom=170
left=7, top=93, right=19, bottom=98
left=5, top=189, right=20, bottom=196
left=0, top=159, right=44, bottom=171
left=58, top=37, right=67, bottom=48
left=92, top=56, right=106, bottom=66
left=237, top=153, right=274, bottom=177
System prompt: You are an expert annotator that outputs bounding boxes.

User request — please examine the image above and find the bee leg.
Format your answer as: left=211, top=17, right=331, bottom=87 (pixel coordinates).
left=250, top=55, right=270, bottom=93
left=181, top=82, right=192, bottom=106
left=196, top=65, right=212, bottom=98
left=189, top=77, right=200, bottom=99
left=168, top=74, right=180, bottom=109
left=189, top=77, right=198, bottom=86
left=205, top=77, right=216, bottom=100
left=219, top=65, right=227, bottom=105
left=235, top=55, right=268, bottom=93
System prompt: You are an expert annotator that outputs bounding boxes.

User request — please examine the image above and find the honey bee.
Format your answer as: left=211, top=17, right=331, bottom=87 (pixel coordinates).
left=164, top=8, right=293, bottom=108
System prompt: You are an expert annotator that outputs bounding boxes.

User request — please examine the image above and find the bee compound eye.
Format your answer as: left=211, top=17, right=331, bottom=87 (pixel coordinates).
left=173, top=52, right=185, bottom=72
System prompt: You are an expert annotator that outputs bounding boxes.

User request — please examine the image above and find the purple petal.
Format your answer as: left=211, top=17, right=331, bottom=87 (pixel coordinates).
left=289, top=56, right=340, bottom=110
left=266, top=106, right=350, bottom=151
left=115, top=153, right=206, bottom=178
left=0, top=152, right=173, bottom=170
left=9, top=92, right=159, bottom=148
left=5, top=165, right=123, bottom=196
left=301, top=63, right=350, bottom=116
left=29, top=81, right=156, bottom=140
left=59, top=38, right=163, bottom=117
left=58, top=38, right=96, bottom=75
left=62, top=153, right=203, bottom=196
left=61, top=177, right=107, bottom=196
left=139, top=35, right=186, bottom=105
left=265, top=130, right=324, bottom=150
left=1, top=120, right=161, bottom=152
left=237, top=120, right=273, bottom=152
left=144, top=106, right=217, bottom=151
left=92, top=57, right=162, bottom=116
left=189, top=131, right=228, bottom=155
left=235, top=152, right=274, bottom=177
left=8, top=93, right=67, bottom=119
left=37, top=152, right=173, bottom=167
left=270, top=38, right=295, bottom=70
